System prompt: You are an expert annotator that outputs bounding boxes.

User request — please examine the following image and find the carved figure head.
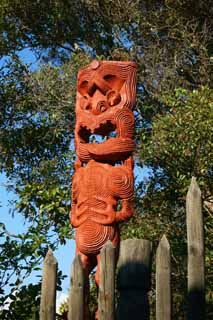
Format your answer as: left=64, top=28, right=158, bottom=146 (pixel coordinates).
left=75, top=60, right=137, bottom=164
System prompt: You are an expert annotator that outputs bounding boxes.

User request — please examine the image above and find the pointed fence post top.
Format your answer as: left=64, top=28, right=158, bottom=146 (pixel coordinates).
left=159, top=234, right=170, bottom=248
left=44, top=248, right=58, bottom=265
left=187, top=176, right=201, bottom=198
left=186, top=176, right=202, bottom=219
left=186, top=178, right=205, bottom=319
left=40, top=248, right=58, bottom=320
left=156, top=234, right=171, bottom=320
left=156, top=234, right=170, bottom=257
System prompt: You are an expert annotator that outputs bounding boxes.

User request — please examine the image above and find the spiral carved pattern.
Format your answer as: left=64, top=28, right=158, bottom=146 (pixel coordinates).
left=96, top=100, right=108, bottom=113
left=71, top=61, right=136, bottom=309
left=107, top=167, right=134, bottom=199
left=114, top=108, right=134, bottom=138
left=76, top=220, right=115, bottom=255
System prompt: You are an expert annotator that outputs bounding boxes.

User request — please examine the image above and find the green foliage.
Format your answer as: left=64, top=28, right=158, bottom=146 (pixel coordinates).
left=56, top=297, right=68, bottom=320
left=121, top=85, right=213, bottom=318
left=0, top=219, right=54, bottom=311
left=0, top=283, right=40, bottom=320
left=0, top=52, right=91, bottom=315
left=0, top=53, right=91, bottom=179
left=0, top=0, right=212, bottom=318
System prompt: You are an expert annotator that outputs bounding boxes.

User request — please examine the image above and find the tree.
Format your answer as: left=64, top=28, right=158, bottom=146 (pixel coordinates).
left=0, top=283, right=41, bottom=320
left=0, top=0, right=212, bottom=318
left=0, top=53, right=88, bottom=314
left=121, top=86, right=212, bottom=318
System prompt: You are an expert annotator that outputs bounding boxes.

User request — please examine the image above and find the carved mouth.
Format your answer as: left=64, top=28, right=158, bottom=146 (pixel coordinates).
left=78, top=120, right=117, bottom=144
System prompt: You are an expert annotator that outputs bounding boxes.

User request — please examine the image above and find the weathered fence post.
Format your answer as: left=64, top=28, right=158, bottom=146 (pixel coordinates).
left=68, top=255, right=84, bottom=320
left=40, top=249, right=58, bottom=320
left=116, top=239, right=152, bottom=320
left=98, top=241, right=116, bottom=320
left=186, top=177, right=205, bottom=320
left=156, top=234, right=171, bottom=320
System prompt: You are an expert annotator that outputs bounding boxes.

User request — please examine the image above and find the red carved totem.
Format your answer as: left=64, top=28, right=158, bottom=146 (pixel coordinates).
left=70, top=60, right=137, bottom=319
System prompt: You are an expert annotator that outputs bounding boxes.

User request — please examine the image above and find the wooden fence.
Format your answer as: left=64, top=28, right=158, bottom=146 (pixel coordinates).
left=39, top=177, right=205, bottom=320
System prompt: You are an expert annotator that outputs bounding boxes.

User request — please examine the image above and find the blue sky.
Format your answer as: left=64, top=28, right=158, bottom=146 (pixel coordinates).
left=0, top=171, right=75, bottom=297
left=0, top=49, right=150, bottom=306
left=0, top=49, right=75, bottom=302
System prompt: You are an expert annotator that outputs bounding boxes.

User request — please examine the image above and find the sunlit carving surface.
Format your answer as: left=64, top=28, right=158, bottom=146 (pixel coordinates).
left=70, top=60, right=137, bottom=319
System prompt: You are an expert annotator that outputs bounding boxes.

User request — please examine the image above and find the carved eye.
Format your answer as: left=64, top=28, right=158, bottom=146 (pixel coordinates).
left=106, top=90, right=121, bottom=106
left=78, top=80, right=89, bottom=96
left=104, top=74, right=125, bottom=92
left=104, top=74, right=115, bottom=81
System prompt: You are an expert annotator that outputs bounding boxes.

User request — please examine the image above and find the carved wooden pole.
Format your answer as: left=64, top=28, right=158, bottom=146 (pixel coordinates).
left=40, top=249, right=57, bottom=320
left=69, top=60, right=137, bottom=319
left=186, top=177, right=205, bottom=320
left=116, top=239, right=152, bottom=320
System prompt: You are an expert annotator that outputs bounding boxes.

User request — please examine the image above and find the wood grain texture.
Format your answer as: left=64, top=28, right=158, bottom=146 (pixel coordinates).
left=98, top=241, right=116, bottom=320
left=117, top=239, right=152, bottom=289
left=70, top=60, right=137, bottom=319
left=40, top=249, right=58, bottom=320
left=68, top=255, right=84, bottom=320
left=116, top=239, right=152, bottom=320
left=156, top=235, right=171, bottom=320
left=186, top=177, right=205, bottom=320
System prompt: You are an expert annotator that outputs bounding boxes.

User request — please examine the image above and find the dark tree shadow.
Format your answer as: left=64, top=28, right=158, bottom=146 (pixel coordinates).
left=188, top=287, right=205, bottom=320
left=116, top=261, right=151, bottom=320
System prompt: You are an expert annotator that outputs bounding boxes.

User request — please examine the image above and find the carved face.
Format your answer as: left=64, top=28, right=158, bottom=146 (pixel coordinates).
left=75, top=60, right=137, bottom=163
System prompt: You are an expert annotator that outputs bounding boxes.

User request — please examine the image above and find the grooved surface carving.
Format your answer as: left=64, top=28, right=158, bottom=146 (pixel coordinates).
left=70, top=60, right=137, bottom=319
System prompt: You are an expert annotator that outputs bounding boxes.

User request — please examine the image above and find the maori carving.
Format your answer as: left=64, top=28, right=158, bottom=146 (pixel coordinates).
left=70, top=60, right=137, bottom=319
